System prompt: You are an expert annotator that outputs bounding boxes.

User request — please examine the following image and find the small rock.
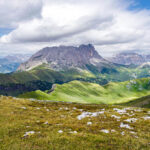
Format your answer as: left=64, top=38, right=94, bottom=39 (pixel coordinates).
left=23, top=131, right=35, bottom=137
left=142, top=116, right=150, bottom=120
left=121, top=131, right=125, bottom=135
left=58, top=130, right=63, bottom=133
left=124, top=118, right=137, bottom=123
left=120, top=122, right=133, bottom=129
left=100, top=129, right=109, bottom=133
left=111, top=129, right=116, bottom=133
left=21, top=107, right=26, bottom=110
left=69, top=131, right=77, bottom=134
left=87, top=122, right=92, bottom=125
left=44, top=121, right=49, bottom=125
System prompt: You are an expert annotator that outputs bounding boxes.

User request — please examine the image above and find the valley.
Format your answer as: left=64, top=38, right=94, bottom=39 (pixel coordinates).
left=0, top=44, right=150, bottom=150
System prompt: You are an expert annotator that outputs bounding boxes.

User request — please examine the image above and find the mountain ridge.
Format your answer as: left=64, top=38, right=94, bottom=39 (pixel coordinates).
left=0, top=54, right=30, bottom=73
left=18, top=44, right=116, bottom=73
left=108, top=52, right=150, bottom=66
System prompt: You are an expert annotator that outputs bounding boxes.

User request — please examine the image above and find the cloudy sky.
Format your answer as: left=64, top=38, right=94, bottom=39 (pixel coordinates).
left=0, top=0, right=150, bottom=57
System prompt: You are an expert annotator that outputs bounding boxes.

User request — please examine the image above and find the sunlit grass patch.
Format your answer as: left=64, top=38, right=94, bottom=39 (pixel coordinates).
left=19, top=79, right=150, bottom=106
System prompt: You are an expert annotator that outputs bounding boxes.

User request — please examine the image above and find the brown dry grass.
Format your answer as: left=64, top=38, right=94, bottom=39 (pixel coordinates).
left=0, top=96, right=150, bottom=150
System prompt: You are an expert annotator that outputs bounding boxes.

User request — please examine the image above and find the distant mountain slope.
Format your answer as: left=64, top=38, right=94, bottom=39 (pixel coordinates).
left=19, top=78, right=150, bottom=105
left=18, top=44, right=116, bottom=74
left=1, top=62, right=150, bottom=96
left=0, top=54, right=30, bottom=73
left=121, top=95, right=150, bottom=108
left=109, top=52, right=146, bottom=65
left=108, top=52, right=150, bottom=66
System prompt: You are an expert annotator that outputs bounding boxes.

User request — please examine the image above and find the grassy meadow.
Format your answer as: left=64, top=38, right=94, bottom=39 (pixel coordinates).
left=0, top=96, right=150, bottom=150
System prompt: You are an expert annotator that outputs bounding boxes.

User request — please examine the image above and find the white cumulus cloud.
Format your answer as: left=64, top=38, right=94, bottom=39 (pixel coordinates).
left=0, top=0, right=150, bottom=56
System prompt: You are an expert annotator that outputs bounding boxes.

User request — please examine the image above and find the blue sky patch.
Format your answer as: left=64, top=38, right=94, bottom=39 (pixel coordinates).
left=130, top=0, right=150, bottom=10
left=0, top=28, right=14, bottom=37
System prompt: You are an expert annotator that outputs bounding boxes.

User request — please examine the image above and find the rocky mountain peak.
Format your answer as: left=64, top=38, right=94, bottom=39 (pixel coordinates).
left=18, top=44, right=113, bottom=72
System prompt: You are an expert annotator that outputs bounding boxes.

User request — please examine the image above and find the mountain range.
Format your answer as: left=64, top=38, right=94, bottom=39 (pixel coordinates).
left=0, top=54, right=30, bottom=73
left=108, top=52, right=150, bottom=66
left=1, top=44, right=150, bottom=103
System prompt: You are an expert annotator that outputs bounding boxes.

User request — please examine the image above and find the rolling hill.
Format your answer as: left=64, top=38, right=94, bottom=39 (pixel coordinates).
left=121, top=95, right=150, bottom=108
left=19, top=78, right=150, bottom=106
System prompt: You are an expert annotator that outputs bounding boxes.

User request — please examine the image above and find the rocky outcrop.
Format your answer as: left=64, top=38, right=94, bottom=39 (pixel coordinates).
left=18, top=44, right=114, bottom=73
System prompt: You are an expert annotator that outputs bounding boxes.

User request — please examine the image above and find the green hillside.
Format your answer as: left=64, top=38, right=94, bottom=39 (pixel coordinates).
left=19, top=78, right=150, bottom=105
left=1, top=63, right=150, bottom=97
left=0, top=65, right=106, bottom=96
left=1, top=64, right=150, bottom=85
left=121, top=95, right=150, bottom=108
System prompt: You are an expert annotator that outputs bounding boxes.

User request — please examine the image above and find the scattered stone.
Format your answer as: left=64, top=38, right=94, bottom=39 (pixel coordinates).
left=100, top=129, right=109, bottom=133
left=77, top=111, right=104, bottom=120
left=69, top=131, right=77, bottom=134
left=58, top=130, right=63, bottom=133
left=111, top=115, right=121, bottom=119
left=120, top=122, right=133, bottom=129
left=130, top=131, right=136, bottom=134
left=121, top=131, right=125, bottom=135
left=124, top=118, right=137, bottom=123
left=79, top=109, right=83, bottom=112
left=64, top=107, right=69, bottom=110
left=111, top=129, right=116, bottom=133
left=142, top=116, right=150, bottom=120
left=134, top=108, right=142, bottom=112
left=23, top=131, right=35, bottom=137
left=113, top=108, right=126, bottom=114
left=21, top=107, right=27, bottom=110
left=87, top=122, right=92, bottom=125
left=44, top=121, right=49, bottom=125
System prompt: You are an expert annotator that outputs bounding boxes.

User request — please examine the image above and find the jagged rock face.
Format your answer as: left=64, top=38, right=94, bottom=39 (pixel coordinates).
left=18, top=44, right=113, bottom=72
left=109, top=52, right=146, bottom=66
